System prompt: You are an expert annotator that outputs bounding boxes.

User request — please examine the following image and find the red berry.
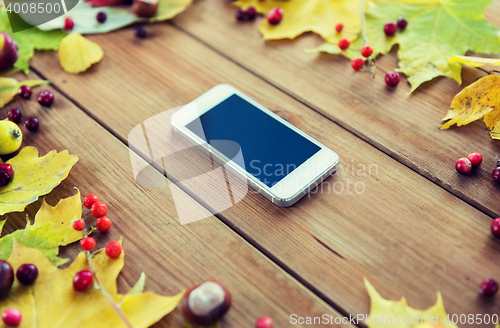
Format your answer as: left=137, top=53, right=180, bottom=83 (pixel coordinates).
left=16, top=264, right=38, bottom=285
left=105, top=241, right=122, bottom=258
left=134, top=26, right=147, bottom=38
left=91, top=201, right=107, bottom=217
left=361, top=45, right=373, bottom=58
left=0, top=260, right=14, bottom=298
left=0, top=33, right=18, bottom=72
left=2, top=308, right=21, bottom=326
left=96, top=216, right=112, bottom=232
left=0, top=164, right=15, bottom=187
left=256, top=316, right=273, bottom=328
left=83, top=193, right=99, bottom=209
left=338, top=37, right=351, bottom=50
left=7, top=108, right=21, bottom=123
left=467, top=152, right=482, bottom=167
left=80, top=237, right=96, bottom=251
left=37, top=90, right=54, bottom=106
left=335, top=22, right=343, bottom=33
left=455, top=158, right=472, bottom=175
left=351, top=58, right=365, bottom=71
left=246, top=6, right=257, bottom=20
left=266, top=7, right=283, bottom=25
left=385, top=71, right=400, bottom=87
left=493, top=167, right=500, bottom=182
left=480, top=279, right=498, bottom=297
left=73, top=219, right=85, bottom=231
left=397, top=17, right=408, bottom=29
left=491, top=218, right=500, bottom=239
left=64, top=17, right=74, bottom=30
left=96, top=11, right=107, bottom=23
left=17, top=85, right=32, bottom=99
left=384, top=21, right=397, bottom=36
left=25, top=117, right=39, bottom=132
left=235, top=9, right=249, bottom=21
left=73, top=270, right=93, bottom=291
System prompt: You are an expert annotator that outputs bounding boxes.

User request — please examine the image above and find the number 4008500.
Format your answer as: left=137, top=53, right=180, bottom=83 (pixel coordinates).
left=444, top=313, right=499, bottom=325
left=5, top=2, right=61, bottom=14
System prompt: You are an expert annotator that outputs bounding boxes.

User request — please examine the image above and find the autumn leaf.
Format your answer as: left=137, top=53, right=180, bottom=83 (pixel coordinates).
left=32, top=190, right=83, bottom=246
left=313, top=0, right=500, bottom=92
left=0, top=240, right=184, bottom=328
left=234, top=0, right=367, bottom=43
left=58, top=33, right=104, bottom=74
left=0, top=191, right=83, bottom=265
left=364, top=278, right=457, bottom=328
left=0, top=9, right=66, bottom=74
left=440, top=74, right=500, bottom=139
left=38, top=0, right=192, bottom=34
left=0, top=147, right=78, bottom=215
left=0, top=77, right=48, bottom=108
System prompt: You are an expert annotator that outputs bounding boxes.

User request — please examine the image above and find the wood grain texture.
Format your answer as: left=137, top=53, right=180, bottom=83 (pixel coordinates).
left=169, top=0, right=500, bottom=219
left=30, top=22, right=500, bottom=326
left=0, top=72, right=348, bottom=327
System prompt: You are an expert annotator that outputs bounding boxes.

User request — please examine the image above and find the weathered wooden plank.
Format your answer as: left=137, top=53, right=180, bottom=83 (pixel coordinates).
left=0, top=72, right=348, bottom=327
left=29, top=21, right=500, bottom=326
left=169, top=0, right=500, bottom=219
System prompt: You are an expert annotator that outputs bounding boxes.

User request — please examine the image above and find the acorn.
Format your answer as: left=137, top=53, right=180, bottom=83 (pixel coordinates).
left=181, top=280, right=232, bottom=326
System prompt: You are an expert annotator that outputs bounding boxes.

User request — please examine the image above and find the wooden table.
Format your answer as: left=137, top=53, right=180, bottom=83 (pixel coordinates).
left=3, top=0, right=500, bottom=326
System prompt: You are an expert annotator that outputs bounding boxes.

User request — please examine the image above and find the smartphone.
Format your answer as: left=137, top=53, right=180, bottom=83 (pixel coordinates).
left=170, top=84, right=339, bottom=207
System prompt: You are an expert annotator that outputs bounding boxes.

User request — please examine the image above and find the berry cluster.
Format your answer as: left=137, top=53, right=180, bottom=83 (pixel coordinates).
left=455, top=152, right=482, bottom=175
left=71, top=193, right=121, bottom=292
left=235, top=7, right=283, bottom=25
left=0, top=260, right=39, bottom=326
left=384, top=17, right=408, bottom=36
left=64, top=14, right=147, bottom=38
left=4, top=86, right=53, bottom=135
left=236, top=6, right=257, bottom=22
left=335, top=18, right=408, bottom=87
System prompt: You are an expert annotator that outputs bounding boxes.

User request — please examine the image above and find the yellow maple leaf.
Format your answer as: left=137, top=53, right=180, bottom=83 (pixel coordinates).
left=0, top=77, right=48, bottom=108
left=59, top=33, right=104, bottom=74
left=441, top=75, right=500, bottom=139
left=0, top=192, right=84, bottom=265
left=364, top=278, right=457, bottom=328
left=234, top=0, right=368, bottom=43
left=1, top=240, right=184, bottom=328
left=0, top=147, right=78, bottom=215
left=33, top=190, right=83, bottom=246
left=449, top=55, right=500, bottom=68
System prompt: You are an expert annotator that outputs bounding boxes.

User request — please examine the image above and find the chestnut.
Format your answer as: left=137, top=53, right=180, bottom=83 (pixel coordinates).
left=0, top=32, right=19, bottom=72
left=131, top=0, right=158, bottom=18
left=181, top=280, right=232, bottom=326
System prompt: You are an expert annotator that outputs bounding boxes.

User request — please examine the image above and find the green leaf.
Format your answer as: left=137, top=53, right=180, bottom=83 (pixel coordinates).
left=0, top=221, right=69, bottom=266
left=0, top=8, right=66, bottom=74
left=312, top=0, right=500, bottom=92
left=0, top=77, right=48, bottom=108
left=38, top=0, right=192, bottom=34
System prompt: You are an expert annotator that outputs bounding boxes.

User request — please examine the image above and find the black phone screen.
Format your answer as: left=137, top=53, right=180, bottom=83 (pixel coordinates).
left=185, top=94, right=321, bottom=188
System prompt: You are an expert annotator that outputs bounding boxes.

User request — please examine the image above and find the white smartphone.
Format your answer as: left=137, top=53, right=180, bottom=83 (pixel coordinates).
left=170, top=84, right=339, bottom=207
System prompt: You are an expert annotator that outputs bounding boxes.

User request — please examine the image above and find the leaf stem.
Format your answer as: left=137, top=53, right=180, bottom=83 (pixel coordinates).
left=82, top=230, right=133, bottom=328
